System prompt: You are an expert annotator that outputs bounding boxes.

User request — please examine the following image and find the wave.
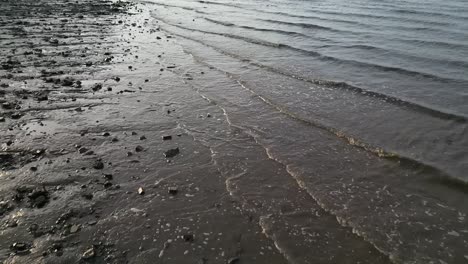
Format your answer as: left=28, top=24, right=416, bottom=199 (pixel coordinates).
left=256, top=19, right=341, bottom=32
left=203, top=17, right=309, bottom=37
left=158, top=18, right=466, bottom=86
left=152, top=19, right=468, bottom=124
left=194, top=0, right=460, bottom=29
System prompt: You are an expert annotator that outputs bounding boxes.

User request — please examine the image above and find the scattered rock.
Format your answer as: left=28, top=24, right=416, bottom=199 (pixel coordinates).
left=93, top=160, right=104, bottom=170
left=162, top=135, right=172, bottom=141
left=168, top=187, right=178, bottom=195
left=82, top=247, right=95, bottom=260
left=10, top=242, right=30, bottom=254
left=164, top=147, right=179, bottom=158
left=81, top=192, right=93, bottom=200
left=104, top=181, right=113, bottom=188
left=227, top=257, right=240, bottom=264
left=91, top=83, right=102, bottom=91
left=182, top=234, right=194, bottom=242
left=135, top=145, right=144, bottom=152
left=139, top=135, right=146, bottom=140
left=70, top=224, right=80, bottom=233
left=78, top=147, right=88, bottom=154
left=11, top=112, right=23, bottom=119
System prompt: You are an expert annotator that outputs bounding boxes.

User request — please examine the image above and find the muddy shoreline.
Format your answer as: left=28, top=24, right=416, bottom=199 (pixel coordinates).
left=3, top=0, right=466, bottom=263
left=0, top=0, right=289, bottom=263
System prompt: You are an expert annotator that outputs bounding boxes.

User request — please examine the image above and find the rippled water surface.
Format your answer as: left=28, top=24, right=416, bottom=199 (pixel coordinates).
left=141, top=0, right=468, bottom=263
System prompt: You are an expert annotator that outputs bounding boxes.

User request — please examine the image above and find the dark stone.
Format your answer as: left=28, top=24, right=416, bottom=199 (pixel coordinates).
left=103, top=174, right=113, bottom=180
left=139, top=135, right=146, bottom=140
left=82, top=247, right=95, bottom=259
left=227, top=257, right=240, bottom=264
left=10, top=242, right=30, bottom=254
left=11, top=112, right=23, bottom=119
left=135, top=145, right=144, bottom=152
left=162, top=135, right=172, bottom=141
left=168, top=187, right=178, bottom=195
left=182, top=234, right=194, bottom=242
left=81, top=192, right=93, bottom=200
left=104, top=181, right=112, bottom=188
left=102, top=132, right=110, bottom=137
left=93, top=160, right=104, bottom=170
left=164, top=147, right=179, bottom=158
left=91, top=83, right=102, bottom=91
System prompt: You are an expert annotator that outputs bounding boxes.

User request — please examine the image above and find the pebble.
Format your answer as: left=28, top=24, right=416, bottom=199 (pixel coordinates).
left=168, top=187, right=178, bottom=195
left=164, top=147, right=179, bottom=158
left=70, top=224, right=80, bottom=233
left=138, top=187, right=144, bottom=195
left=135, top=145, right=144, bottom=152
left=93, top=160, right=104, bottom=170
left=162, top=135, right=172, bottom=141
left=82, top=247, right=95, bottom=259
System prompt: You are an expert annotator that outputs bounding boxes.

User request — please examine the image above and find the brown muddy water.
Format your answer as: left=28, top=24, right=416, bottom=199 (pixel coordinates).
left=0, top=0, right=467, bottom=264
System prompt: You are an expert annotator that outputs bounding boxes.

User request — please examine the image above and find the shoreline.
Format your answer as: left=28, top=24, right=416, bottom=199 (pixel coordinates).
left=0, top=0, right=288, bottom=262
left=1, top=0, right=467, bottom=263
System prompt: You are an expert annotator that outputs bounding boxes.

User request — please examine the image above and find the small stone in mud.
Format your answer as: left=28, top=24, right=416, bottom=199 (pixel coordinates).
left=138, top=187, right=144, bottom=195
left=139, top=135, right=146, bottom=140
left=131, top=131, right=137, bottom=135
left=81, top=192, right=93, bottom=200
left=164, top=147, right=179, bottom=158
left=0, top=117, right=5, bottom=122
left=103, top=174, right=113, bottom=180
left=93, top=160, right=104, bottom=170
left=227, top=257, right=240, bottom=264
left=162, top=135, right=172, bottom=141
left=102, top=132, right=110, bottom=137
left=114, top=77, right=120, bottom=82
left=112, top=137, right=119, bottom=142
left=104, top=181, right=113, bottom=188
left=82, top=247, right=95, bottom=260
left=182, top=234, right=194, bottom=242
left=135, top=145, right=144, bottom=152
left=30, top=166, right=38, bottom=172
left=70, top=224, right=80, bottom=233
left=10, top=242, right=30, bottom=254
left=144, top=79, right=149, bottom=82
left=91, top=83, right=102, bottom=91
left=168, top=187, right=178, bottom=195
left=85, top=61, right=93, bottom=67
left=11, top=112, right=23, bottom=119
left=127, top=152, right=133, bottom=157
left=107, top=87, right=113, bottom=91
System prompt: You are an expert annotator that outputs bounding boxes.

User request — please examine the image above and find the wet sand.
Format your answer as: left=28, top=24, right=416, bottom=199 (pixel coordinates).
left=0, top=0, right=290, bottom=263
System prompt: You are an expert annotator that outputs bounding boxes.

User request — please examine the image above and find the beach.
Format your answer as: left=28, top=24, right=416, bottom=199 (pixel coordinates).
left=1, top=0, right=467, bottom=263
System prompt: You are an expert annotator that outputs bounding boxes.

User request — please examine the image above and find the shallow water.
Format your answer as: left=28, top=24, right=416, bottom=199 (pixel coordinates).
left=140, top=0, right=468, bottom=263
